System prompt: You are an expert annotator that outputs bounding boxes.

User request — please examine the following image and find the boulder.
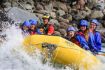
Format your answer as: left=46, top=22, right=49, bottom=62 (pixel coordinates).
left=58, top=17, right=69, bottom=23
left=45, top=3, right=53, bottom=12
left=90, top=10, right=104, bottom=18
left=34, top=10, right=48, bottom=14
left=7, top=7, right=38, bottom=23
left=59, top=22, right=69, bottom=29
left=49, top=19, right=60, bottom=30
left=50, top=12, right=56, bottom=19
left=53, top=2, right=68, bottom=12
left=57, top=9, right=65, bottom=16
left=53, top=31, right=61, bottom=36
left=23, top=3, right=33, bottom=10
left=58, top=29, right=67, bottom=37
left=36, top=3, right=44, bottom=10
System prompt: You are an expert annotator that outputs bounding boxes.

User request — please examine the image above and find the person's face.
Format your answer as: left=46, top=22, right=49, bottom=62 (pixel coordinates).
left=30, top=25, right=36, bottom=30
left=23, top=26, right=29, bottom=31
left=40, top=28, right=44, bottom=33
left=68, top=31, right=75, bottom=37
left=90, top=23, right=97, bottom=30
left=80, top=26, right=87, bottom=31
left=43, top=18, right=49, bottom=25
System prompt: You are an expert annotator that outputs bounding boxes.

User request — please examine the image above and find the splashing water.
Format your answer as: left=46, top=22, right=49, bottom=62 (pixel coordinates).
left=0, top=23, right=105, bottom=70
left=0, top=24, right=73, bottom=70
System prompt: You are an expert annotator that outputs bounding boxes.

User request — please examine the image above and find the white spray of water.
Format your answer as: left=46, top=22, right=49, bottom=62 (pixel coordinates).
left=0, top=24, right=73, bottom=70
left=0, top=24, right=105, bottom=70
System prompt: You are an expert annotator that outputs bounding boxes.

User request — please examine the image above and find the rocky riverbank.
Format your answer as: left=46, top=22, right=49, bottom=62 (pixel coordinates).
left=0, top=0, right=105, bottom=43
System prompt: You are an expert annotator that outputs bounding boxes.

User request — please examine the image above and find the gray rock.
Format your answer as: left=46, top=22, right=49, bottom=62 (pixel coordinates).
left=49, top=19, right=60, bottom=26
left=58, top=17, right=69, bottom=24
left=53, top=31, right=61, bottom=36
left=36, top=13, right=43, bottom=18
left=101, top=32, right=105, bottom=43
left=23, top=4, right=33, bottom=10
left=36, top=3, right=44, bottom=10
left=71, top=10, right=85, bottom=20
left=58, top=29, right=67, bottom=37
left=102, top=9, right=105, bottom=15
left=90, top=10, right=104, bottom=18
left=58, top=2, right=68, bottom=12
left=45, top=3, right=53, bottom=12
left=7, top=7, right=38, bottom=23
left=34, top=10, right=48, bottom=14
left=3, top=2, right=11, bottom=8
left=94, top=0, right=105, bottom=10
left=53, top=2, right=68, bottom=12
left=49, top=19, right=60, bottom=30
left=57, top=9, right=65, bottom=16
left=50, top=12, right=56, bottom=19
left=59, top=22, right=69, bottom=29
left=87, top=0, right=97, bottom=9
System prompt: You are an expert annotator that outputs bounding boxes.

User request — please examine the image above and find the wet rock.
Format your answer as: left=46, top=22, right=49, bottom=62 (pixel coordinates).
left=36, top=13, right=43, bottom=18
left=90, top=10, right=104, bottom=18
left=71, top=10, right=86, bottom=20
left=34, top=10, right=48, bottom=14
left=58, top=2, right=68, bottom=12
left=94, top=0, right=105, bottom=10
left=3, top=2, right=11, bottom=8
left=102, top=9, right=105, bottom=15
left=102, top=20, right=105, bottom=28
left=45, top=3, right=53, bottom=12
left=50, top=19, right=60, bottom=30
left=53, top=31, right=61, bottom=36
left=87, top=0, right=97, bottom=9
left=76, top=0, right=86, bottom=10
left=7, top=7, right=38, bottom=23
left=58, top=29, right=67, bottom=37
left=50, top=12, right=56, bottom=19
left=50, top=19, right=59, bottom=26
left=36, top=3, right=44, bottom=10
left=57, top=9, right=65, bottom=16
left=58, top=17, right=69, bottom=23
left=53, top=2, right=68, bottom=12
left=24, top=4, right=33, bottom=10
left=59, top=22, right=69, bottom=29
left=101, top=32, right=105, bottom=43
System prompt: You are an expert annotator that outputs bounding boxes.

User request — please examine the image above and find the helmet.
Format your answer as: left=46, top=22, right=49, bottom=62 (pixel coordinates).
left=79, top=20, right=88, bottom=27
left=22, top=20, right=31, bottom=27
left=67, top=27, right=76, bottom=32
left=91, top=19, right=99, bottom=26
left=42, top=15, right=50, bottom=19
left=29, top=19, right=38, bottom=25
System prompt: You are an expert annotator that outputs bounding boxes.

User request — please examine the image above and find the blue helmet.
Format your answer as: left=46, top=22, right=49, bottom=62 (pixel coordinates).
left=79, top=20, right=88, bottom=27
left=22, top=20, right=31, bottom=27
left=67, top=27, right=76, bottom=32
left=91, top=19, right=99, bottom=26
left=29, top=19, right=37, bottom=25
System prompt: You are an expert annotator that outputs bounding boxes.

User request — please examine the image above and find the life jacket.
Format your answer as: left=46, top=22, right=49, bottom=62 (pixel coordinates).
left=41, top=24, right=54, bottom=35
left=75, top=31, right=87, bottom=47
left=29, top=29, right=37, bottom=35
left=65, top=36, right=81, bottom=47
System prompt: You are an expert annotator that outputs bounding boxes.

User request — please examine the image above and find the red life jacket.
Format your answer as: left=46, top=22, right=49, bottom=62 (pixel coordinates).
left=29, top=30, right=37, bottom=35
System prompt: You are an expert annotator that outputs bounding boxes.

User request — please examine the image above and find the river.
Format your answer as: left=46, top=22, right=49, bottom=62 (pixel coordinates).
left=0, top=24, right=105, bottom=70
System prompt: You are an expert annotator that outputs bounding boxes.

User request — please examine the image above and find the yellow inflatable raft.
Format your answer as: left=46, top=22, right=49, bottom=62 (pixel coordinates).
left=23, top=35, right=101, bottom=70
